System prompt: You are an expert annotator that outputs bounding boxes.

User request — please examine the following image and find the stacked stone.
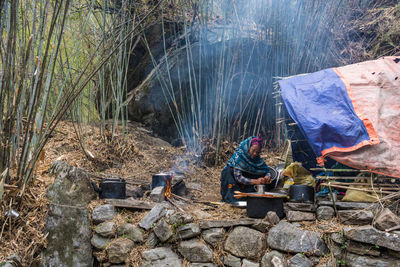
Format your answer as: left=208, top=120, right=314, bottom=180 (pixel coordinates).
left=90, top=201, right=400, bottom=266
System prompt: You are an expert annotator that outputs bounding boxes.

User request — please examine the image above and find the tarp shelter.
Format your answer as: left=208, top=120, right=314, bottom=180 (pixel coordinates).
left=278, top=56, right=400, bottom=178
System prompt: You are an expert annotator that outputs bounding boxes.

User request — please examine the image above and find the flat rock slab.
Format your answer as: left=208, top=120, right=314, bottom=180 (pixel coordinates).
left=150, top=186, right=166, bottom=202
left=176, top=223, right=201, bottom=240
left=178, top=239, right=213, bottom=263
left=344, top=226, right=400, bottom=252
left=141, top=247, right=183, bottom=267
left=346, top=240, right=380, bottom=256
left=224, top=226, right=265, bottom=259
left=317, top=201, right=376, bottom=210
left=199, top=219, right=257, bottom=229
left=267, top=221, right=328, bottom=256
left=286, top=211, right=316, bottom=222
left=139, top=204, right=167, bottom=230
left=345, top=252, right=398, bottom=267
left=338, top=210, right=373, bottom=225
left=107, top=198, right=155, bottom=210
left=285, top=203, right=316, bottom=212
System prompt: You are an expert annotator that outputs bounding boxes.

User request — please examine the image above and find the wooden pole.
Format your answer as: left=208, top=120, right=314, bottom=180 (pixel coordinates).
left=320, top=183, right=393, bottom=194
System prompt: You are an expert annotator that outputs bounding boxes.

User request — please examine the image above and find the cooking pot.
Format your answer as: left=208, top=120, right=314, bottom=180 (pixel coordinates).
left=151, top=173, right=172, bottom=189
left=92, top=178, right=126, bottom=199
left=246, top=196, right=285, bottom=218
left=289, top=185, right=314, bottom=203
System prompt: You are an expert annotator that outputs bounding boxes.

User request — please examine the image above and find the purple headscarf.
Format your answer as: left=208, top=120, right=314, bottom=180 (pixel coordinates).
left=250, top=134, right=263, bottom=148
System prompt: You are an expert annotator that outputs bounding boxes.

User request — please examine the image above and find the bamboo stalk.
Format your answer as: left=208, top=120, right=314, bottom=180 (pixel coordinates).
left=320, top=183, right=393, bottom=194
left=317, top=176, right=396, bottom=180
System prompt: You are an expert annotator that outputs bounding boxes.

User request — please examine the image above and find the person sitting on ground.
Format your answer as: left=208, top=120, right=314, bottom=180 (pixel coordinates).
left=220, top=135, right=274, bottom=203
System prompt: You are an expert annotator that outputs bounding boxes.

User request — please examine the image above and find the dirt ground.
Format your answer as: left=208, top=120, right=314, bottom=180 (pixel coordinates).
left=0, top=120, right=281, bottom=265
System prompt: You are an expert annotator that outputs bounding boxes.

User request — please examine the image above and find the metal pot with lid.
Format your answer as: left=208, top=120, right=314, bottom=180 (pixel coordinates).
left=92, top=177, right=126, bottom=199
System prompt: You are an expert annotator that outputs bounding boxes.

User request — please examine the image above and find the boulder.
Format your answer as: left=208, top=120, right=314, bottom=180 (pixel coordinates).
left=176, top=223, right=201, bottom=240
left=338, top=210, right=373, bottom=225
left=374, top=208, right=400, bottom=231
left=141, top=247, right=183, bottom=267
left=91, top=234, right=111, bottom=250
left=344, top=226, right=400, bottom=251
left=153, top=219, right=173, bottom=242
left=106, top=238, right=135, bottom=264
left=92, top=204, right=116, bottom=224
left=289, top=253, right=311, bottom=267
left=139, top=204, right=167, bottom=230
left=316, top=206, right=335, bottom=220
left=266, top=211, right=280, bottom=225
left=345, top=252, right=398, bottom=267
left=260, top=250, right=285, bottom=267
left=41, top=161, right=96, bottom=267
left=224, top=226, right=265, bottom=259
left=223, top=253, right=241, bottom=267
left=116, top=223, right=144, bottom=243
left=242, top=259, right=260, bottom=267
left=286, top=211, right=315, bottom=222
left=202, top=228, right=225, bottom=245
left=94, top=222, right=116, bottom=237
left=267, top=221, right=328, bottom=256
left=178, top=239, right=213, bottom=263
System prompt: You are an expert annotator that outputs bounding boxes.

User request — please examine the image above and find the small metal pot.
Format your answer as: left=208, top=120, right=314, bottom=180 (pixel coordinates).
left=92, top=178, right=126, bottom=199
left=151, top=173, right=172, bottom=189
left=289, top=185, right=314, bottom=203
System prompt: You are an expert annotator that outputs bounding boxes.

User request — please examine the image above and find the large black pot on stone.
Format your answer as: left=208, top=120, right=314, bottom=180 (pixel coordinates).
left=246, top=197, right=285, bottom=218
left=289, top=185, right=314, bottom=203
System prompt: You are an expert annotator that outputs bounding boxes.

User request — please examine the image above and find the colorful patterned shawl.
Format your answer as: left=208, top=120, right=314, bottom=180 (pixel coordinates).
left=227, top=136, right=270, bottom=175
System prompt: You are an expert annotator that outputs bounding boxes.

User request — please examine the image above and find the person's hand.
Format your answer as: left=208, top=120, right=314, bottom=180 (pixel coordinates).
left=252, top=178, right=265, bottom=185
left=263, top=174, right=272, bottom=184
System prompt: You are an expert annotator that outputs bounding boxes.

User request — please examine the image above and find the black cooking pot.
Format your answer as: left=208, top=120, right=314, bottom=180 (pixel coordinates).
left=289, top=185, right=314, bottom=203
left=246, top=197, right=285, bottom=218
left=151, top=173, right=172, bottom=189
left=92, top=178, right=126, bottom=199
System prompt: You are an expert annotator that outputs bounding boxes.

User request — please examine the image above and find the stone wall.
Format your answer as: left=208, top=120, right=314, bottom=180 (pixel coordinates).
left=90, top=200, right=400, bottom=266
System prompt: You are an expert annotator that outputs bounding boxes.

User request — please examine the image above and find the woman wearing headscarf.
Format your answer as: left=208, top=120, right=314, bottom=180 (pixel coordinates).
left=220, top=135, right=274, bottom=203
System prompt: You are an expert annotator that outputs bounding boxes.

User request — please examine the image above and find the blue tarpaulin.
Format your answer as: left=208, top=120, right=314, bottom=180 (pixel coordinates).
left=278, top=68, right=373, bottom=159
